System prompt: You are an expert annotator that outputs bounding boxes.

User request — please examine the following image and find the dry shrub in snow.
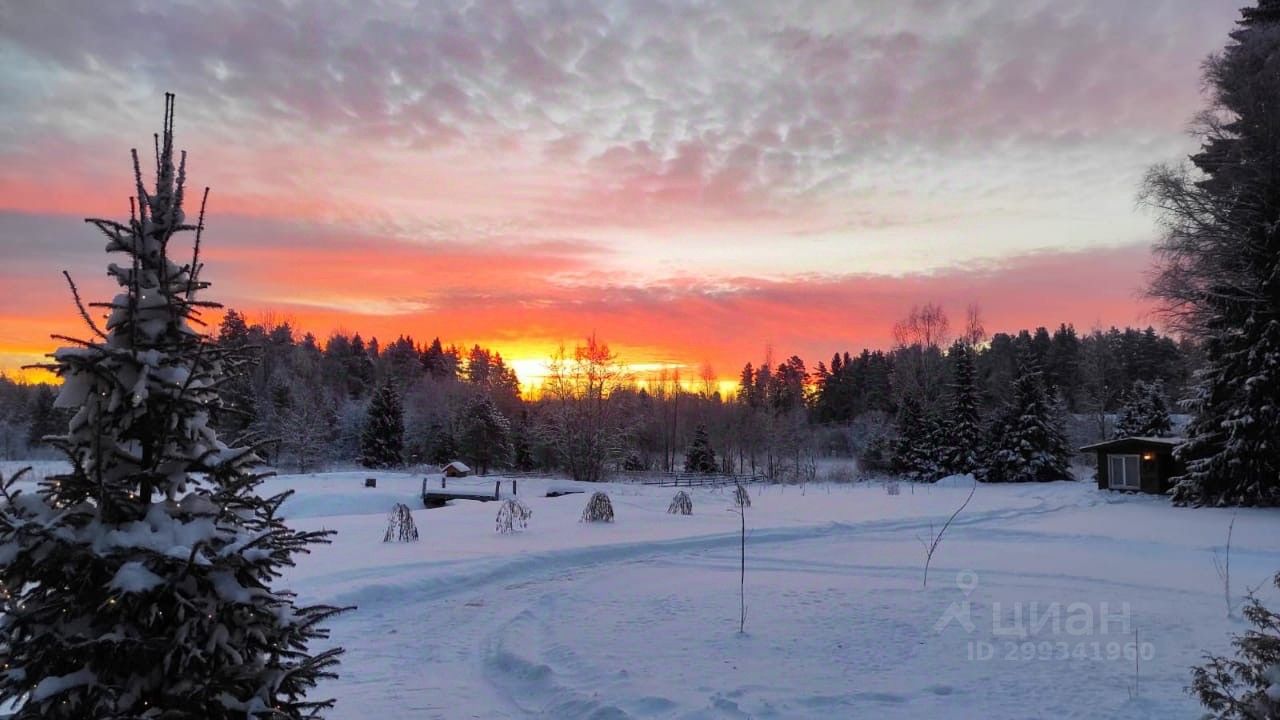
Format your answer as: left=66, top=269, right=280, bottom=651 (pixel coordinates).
left=733, top=484, right=751, bottom=509
left=383, top=503, right=419, bottom=542
left=581, top=491, right=615, bottom=523
left=668, top=490, right=693, bottom=515
left=496, top=498, right=532, bottom=534
left=885, top=480, right=901, bottom=496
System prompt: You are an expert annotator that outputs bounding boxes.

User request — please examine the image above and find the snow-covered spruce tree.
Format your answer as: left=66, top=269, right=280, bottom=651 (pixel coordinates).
left=456, top=394, right=513, bottom=475
left=1189, top=572, right=1280, bottom=718
left=979, top=359, right=1072, bottom=483
left=0, top=96, right=348, bottom=718
left=683, top=424, right=717, bottom=474
left=890, top=394, right=924, bottom=479
left=891, top=394, right=944, bottom=482
left=1145, top=1, right=1280, bottom=506
left=940, top=341, right=981, bottom=475
left=1114, top=380, right=1173, bottom=439
left=359, top=381, right=403, bottom=468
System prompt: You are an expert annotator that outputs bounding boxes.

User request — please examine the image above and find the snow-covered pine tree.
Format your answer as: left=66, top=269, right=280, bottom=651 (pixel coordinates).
left=940, top=341, right=981, bottom=475
left=425, top=417, right=459, bottom=466
left=512, top=419, right=537, bottom=471
left=980, top=359, right=1072, bottom=483
left=891, top=394, right=924, bottom=479
left=1145, top=1, right=1280, bottom=506
left=456, top=394, right=513, bottom=475
left=920, top=411, right=949, bottom=482
left=1189, top=572, right=1280, bottom=718
left=0, top=95, right=348, bottom=718
left=891, top=394, right=944, bottom=482
left=683, top=424, right=717, bottom=474
left=1113, top=380, right=1173, bottom=438
left=360, top=381, right=404, bottom=468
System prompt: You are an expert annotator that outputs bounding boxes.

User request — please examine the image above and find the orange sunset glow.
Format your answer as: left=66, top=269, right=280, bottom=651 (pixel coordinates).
left=0, top=2, right=1245, bottom=387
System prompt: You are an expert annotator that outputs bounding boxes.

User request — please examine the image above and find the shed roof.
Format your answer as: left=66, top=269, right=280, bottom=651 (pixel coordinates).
left=442, top=461, right=472, bottom=473
left=1079, top=436, right=1184, bottom=452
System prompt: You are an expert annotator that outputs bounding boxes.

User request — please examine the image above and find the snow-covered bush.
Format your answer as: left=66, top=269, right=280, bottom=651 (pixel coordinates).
left=496, top=498, right=532, bottom=533
left=581, top=491, right=615, bottom=523
left=734, top=484, right=751, bottom=509
left=383, top=503, right=419, bottom=542
left=1189, top=572, right=1280, bottom=718
left=885, top=479, right=901, bottom=496
left=668, top=490, right=693, bottom=515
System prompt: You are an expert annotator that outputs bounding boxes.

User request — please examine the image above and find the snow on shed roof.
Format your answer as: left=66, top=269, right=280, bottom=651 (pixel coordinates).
left=1079, top=436, right=1185, bottom=452
left=442, top=461, right=471, bottom=472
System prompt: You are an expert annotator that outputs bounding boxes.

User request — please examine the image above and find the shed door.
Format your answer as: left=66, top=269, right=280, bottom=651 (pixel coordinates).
left=1108, top=454, right=1141, bottom=489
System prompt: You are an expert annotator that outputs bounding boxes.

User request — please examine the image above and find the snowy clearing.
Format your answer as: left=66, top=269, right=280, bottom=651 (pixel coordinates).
left=5, top=463, right=1279, bottom=719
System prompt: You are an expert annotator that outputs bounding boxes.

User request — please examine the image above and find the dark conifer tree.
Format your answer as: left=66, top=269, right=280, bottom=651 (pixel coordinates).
left=736, top=363, right=759, bottom=407
left=24, top=384, right=63, bottom=449
left=0, top=96, right=347, bottom=718
left=891, top=394, right=942, bottom=481
left=455, top=394, right=512, bottom=475
left=211, top=309, right=258, bottom=439
left=940, top=341, right=981, bottom=475
left=1113, top=380, right=1173, bottom=438
left=512, top=419, right=536, bottom=471
left=427, top=419, right=458, bottom=466
left=980, top=359, right=1072, bottom=483
left=683, top=424, right=717, bottom=473
left=1146, top=1, right=1280, bottom=506
left=360, top=381, right=404, bottom=468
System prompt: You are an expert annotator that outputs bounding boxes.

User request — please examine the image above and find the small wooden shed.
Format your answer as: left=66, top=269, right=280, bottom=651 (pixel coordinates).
left=441, top=461, right=472, bottom=478
left=1079, top=437, right=1184, bottom=494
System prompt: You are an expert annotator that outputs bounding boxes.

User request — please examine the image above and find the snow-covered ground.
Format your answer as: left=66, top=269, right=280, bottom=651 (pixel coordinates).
left=5, top=462, right=1279, bottom=718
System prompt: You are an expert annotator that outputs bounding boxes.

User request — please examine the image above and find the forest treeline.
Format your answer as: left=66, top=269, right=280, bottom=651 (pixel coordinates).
left=0, top=306, right=1198, bottom=482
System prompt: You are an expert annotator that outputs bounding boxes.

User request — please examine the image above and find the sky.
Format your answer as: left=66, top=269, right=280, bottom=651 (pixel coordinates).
left=0, top=0, right=1245, bottom=386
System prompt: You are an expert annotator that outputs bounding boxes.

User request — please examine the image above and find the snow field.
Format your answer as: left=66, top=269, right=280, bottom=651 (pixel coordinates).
left=5, top=463, right=1279, bottom=718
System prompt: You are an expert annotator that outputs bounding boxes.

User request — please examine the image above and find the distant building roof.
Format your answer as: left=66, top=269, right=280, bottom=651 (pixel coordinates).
left=1079, top=436, right=1185, bottom=452
left=442, top=461, right=471, bottom=473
